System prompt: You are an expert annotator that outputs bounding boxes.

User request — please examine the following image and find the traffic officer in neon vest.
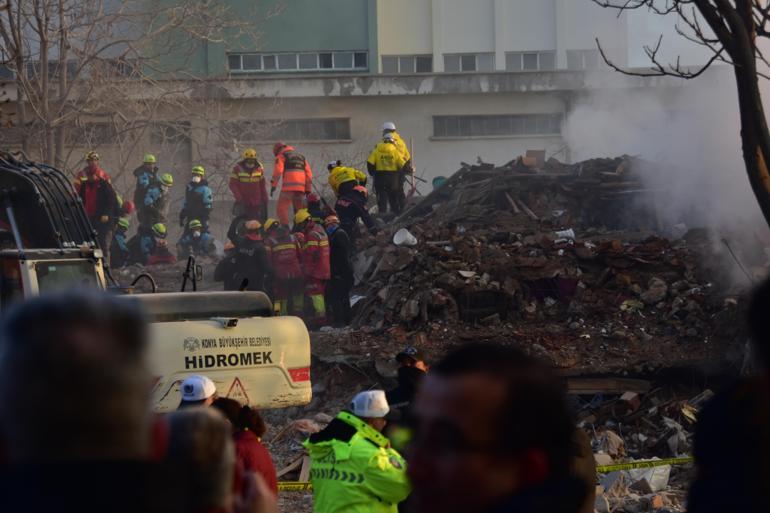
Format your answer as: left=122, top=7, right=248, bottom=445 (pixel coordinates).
left=304, top=390, right=411, bottom=513
left=230, top=148, right=269, bottom=221
left=271, top=141, right=313, bottom=225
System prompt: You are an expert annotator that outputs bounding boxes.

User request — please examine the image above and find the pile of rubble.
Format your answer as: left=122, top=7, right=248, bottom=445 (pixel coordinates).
left=348, top=156, right=749, bottom=373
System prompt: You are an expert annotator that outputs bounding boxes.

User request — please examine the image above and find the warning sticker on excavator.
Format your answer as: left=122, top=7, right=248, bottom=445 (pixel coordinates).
left=227, top=377, right=250, bottom=404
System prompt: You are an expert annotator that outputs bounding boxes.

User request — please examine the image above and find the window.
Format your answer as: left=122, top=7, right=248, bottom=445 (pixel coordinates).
left=566, top=49, right=601, bottom=70
left=443, top=53, right=495, bottom=73
left=433, top=114, right=562, bottom=138
left=505, top=51, right=556, bottom=72
left=382, top=55, right=433, bottom=74
left=66, top=122, right=118, bottom=146
left=228, top=52, right=368, bottom=73
left=223, top=118, right=351, bottom=142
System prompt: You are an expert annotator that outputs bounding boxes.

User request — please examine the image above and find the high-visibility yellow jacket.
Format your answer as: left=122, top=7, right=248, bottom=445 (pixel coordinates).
left=303, top=412, right=411, bottom=513
left=367, top=142, right=407, bottom=173
left=391, top=131, right=411, bottom=163
left=328, top=166, right=367, bottom=195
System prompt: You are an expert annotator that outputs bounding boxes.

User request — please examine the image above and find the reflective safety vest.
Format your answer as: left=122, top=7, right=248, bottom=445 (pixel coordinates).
left=303, top=412, right=410, bottom=513
left=300, top=222, right=330, bottom=280
left=272, top=146, right=313, bottom=193
left=367, top=142, right=406, bottom=173
left=230, top=161, right=268, bottom=207
left=328, top=166, right=367, bottom=195
left=265, top=230, right=303, bottom=280
left=391, top=131, right=411, bottom=163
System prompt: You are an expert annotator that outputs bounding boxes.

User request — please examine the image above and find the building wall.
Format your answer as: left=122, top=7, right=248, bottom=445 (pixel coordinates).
left=555, top=0, right=628, bottom=68
left=377, top=0, right=432, bottom=56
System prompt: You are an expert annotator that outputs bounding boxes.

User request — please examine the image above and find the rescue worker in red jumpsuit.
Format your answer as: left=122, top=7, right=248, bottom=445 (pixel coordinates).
left=264, top=218, right=305, bottom=317
left=294, top=208, right=330, bottom=328
left=74, top=151, right=120, bottom=267
left=270, top=142, right=312, bottom=225
left=230, top=148, right=268, bottom=221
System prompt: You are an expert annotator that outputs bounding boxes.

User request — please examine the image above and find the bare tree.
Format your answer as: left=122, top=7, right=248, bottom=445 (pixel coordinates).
left=0, top=0, right=273, bottom=171
left=591, top=0, right=770, bottom=228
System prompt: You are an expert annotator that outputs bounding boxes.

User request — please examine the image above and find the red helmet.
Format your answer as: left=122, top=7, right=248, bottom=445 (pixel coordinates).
left=307, top=193, right=320, bottom=204
left=123, top=200, right=136, bottom=214
left=273, top=142, right=286, bottom=156
left=353, top=185, right=368, bottom=198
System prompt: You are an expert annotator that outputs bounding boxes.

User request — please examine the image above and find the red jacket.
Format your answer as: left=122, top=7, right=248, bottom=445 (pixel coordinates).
left=74, top=167, right=119, bottom=220
left=234, top=430, right=277, bottom=496
left=265, top=229, right=303, bottom=280
left=271, top=146, right=312, bottom=194
left=230, top=160, right=268, bottom=208
left=300, top=221, right=330, bottom=280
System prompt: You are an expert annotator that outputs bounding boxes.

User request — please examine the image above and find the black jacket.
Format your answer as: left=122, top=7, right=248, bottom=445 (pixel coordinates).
left=78, top=177, right=120, bottom=221
left=483, top=477, right=587, bottom=513
left=335, top=190, right=377, bottom=235
left=327, top=226, right=353, bottom=283
left=385, top=366, right=426, bottom=423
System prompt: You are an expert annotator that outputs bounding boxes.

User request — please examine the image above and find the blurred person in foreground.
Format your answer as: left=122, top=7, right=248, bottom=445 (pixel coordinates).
left=166, top=408, right=277, bottom=513
left=385, top=346, right=429, bottom=451
left=687, top=278, right=770, bottom=512
left=304, top=390, right=411, bottom=513
left=0, top=290, right=180, bottom=512
left=213, top=397, right=278, bottom=496
left=408, top=343, right=586, bottom=513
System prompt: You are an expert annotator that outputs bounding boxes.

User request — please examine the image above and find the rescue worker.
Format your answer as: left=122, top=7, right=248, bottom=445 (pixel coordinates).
left=141, top=223, right=176, bottom=265
left=133, top=154, right=158, bottom=225
left=271, top=142, right=312, bottom=225
left=230, top=149, right=268, bottom=221
left=382, top=122, right=415, bottom=210
left=75, top=151, right=120, bottom=266
left=324, top=215, right=353, bottom=326
left=307, top=193, right=328, bottom=224
left=180, top=165, right=213, bottom=229
left=142, top=172, right=174, bottom=228
left=110, top=217, right=131, bottom=268
left=304, top=390, right=410, bottom=513
left=177, top=219, right=216, bottom=260
left=264, top=218, right=304, bottom=316
left=367, top=133, right=406, bottom=215
left=328, top=160, right=367, bottom=197
left=233, top=220, right=271, bottom=292
left=385, top=346, right=429, bottom=451
left=335, top=185, right=378, bottom=249
left=294, top=209, right=330, bottom=328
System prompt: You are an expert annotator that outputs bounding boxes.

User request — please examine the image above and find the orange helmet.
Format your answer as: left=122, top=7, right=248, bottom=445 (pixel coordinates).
left=273, top=142, right=286, bottom=156
left=354, top=185, right=368, bottom=198
left=324, top=215, right=340, bottom=226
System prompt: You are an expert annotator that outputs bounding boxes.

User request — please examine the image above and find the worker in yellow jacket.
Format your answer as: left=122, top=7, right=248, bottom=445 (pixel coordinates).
left=366, top=134, right=407, bottom=215
left=304, top=390, right=411, bottom=513
left=381, top=122, right=414, bottom=212
left=328, top=160, right=368, bottom=196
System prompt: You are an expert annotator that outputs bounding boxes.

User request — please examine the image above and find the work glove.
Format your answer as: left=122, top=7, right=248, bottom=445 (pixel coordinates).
left=100, top=215, right=109, bottom=223
left=270, top=186, right=276, bottom=198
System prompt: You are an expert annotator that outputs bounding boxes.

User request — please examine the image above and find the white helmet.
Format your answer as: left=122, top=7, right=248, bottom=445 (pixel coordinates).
left=328, top=160, right=340, bottom=170
left=382, top=122, right=396, bottom=132
left=350, top=390, right=390, bottom=418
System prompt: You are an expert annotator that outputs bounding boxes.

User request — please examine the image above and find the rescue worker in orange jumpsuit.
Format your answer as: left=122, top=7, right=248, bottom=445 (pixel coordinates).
left=270, top=142, right=313, bottom=225
left=294, top=208, right=330, bottom=328
left=230, top=148, right=268, bottom=221
left=264, top=218, right=305, bottom=317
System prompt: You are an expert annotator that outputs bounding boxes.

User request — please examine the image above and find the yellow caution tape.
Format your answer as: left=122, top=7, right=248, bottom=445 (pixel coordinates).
left=596, top=456, right=694, bottom=473
left=278, top=456, right=695, bottom=492
left=278, top=481, right=313, bottom=492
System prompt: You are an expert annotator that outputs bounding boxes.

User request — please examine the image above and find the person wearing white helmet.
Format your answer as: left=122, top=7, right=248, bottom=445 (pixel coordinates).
left=380, top=122, right=414, bottom=213
left=367, top=133, right=408, bottom=215
left=303, top=390, right=410, bottom=513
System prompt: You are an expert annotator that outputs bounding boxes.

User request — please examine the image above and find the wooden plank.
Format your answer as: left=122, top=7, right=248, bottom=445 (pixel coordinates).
left=298, top=455, right=311, bottom=483
left=517, top=199, right=539, bottom=220
left=566, top=377, right=651, bottom=395
left=503, top=192, right=520, bottom=214
left=276, top=454, right=305, bottom=478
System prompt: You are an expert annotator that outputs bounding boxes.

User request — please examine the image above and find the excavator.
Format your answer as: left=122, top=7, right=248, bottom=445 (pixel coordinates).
left=0, top=151, right=311, bottom=412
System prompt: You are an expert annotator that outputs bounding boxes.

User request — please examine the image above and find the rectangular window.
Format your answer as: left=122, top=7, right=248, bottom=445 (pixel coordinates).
left=319, top=53, right=333, bottom=69
left=506, top=51, right=556, bottom=72
left=242, top=54, right=261, bottom=71
left=522, top=53, right=538, bottom=71
left=416, top=55, right=433, bottom=73
left=399, top=56, right=415, bottom=74
left=476, top=54, right=494, bottom=72
left=566, top=49, right=601, bottom=70
left=539, top=52, right=555, bottom=70
left=461, top=55, right=476, bottom=72
left=432, top=114, right=562, bottom=138
left=584, top=50, right=600, bottom=70
left=298, top=53, right=318, bottom=70
left=382, top=55, right=433, bottom=74
left=506, top=53, right=522, bottom=71
left=228, top=54, right=242, bottom=71
left=334, top=52, right=354, bottom=69
left=223, top=118, right=351, bottom=142
left=229, top=52, right=367, bottom=73
left=444, top=54, right=461, bottom=72
left=382, top=56, right=398, bottom=74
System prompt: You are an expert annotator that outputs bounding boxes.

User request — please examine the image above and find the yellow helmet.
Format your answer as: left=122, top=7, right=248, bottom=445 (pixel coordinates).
left=264, top=218, right=279, bottom=232
left=191, top=165, right=205, bottom=176
left=143, top=154, right=156, bottom=164
left=85, top=151, right=100, bottom=161
left=294, top=208, right=311, bottom=225
left=242, top=148, right=257, bottom=160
